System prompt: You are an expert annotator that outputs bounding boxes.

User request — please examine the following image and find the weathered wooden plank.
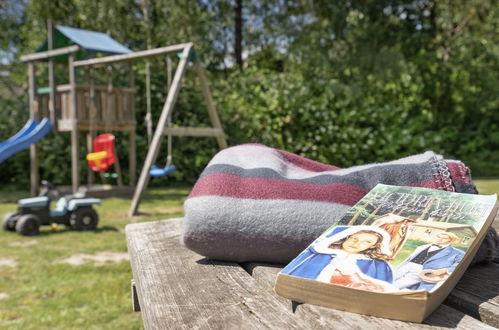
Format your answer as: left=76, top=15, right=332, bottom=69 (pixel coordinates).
left=244, top=263, right=493, bottom=329
left=445, top=262, right=499, bottom=328
left=126, top=218, right=310, bottom=330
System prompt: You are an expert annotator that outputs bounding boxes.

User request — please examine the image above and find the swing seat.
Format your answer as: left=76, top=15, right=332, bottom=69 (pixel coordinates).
left=86, top=151, right=109, bottom=171
left=86, top=151, right=108, bottom=161
left=150, top=164, right=176, bottom=177
left=87, top=134, right=116, bottom=172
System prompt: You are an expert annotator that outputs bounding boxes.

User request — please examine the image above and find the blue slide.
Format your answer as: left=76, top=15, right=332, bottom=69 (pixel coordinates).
left=0, top=118, right=52, bottom=164
left=0, top=119, right=38, bottom=150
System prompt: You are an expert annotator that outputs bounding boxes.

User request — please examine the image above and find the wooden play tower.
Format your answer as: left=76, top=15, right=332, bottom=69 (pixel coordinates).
left=21, top=23, right=227, bottom=203
left=20, top=23, right=137, bottom=196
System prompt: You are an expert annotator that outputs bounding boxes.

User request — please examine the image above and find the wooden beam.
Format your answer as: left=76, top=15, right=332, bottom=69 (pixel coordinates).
left=86, top=132, right=95, bottom=186
left=73, top=43, right=192, bottom=67
left=69, top=54, right=79, bottom=193
left=48, top=20, right=57, bottom=129
left=194, top=63, right=228, bottom=149
left=114, top=154, right=124, bottom=187
left=28, top=62, right=39, bottom=196
left=145, top=60, right=152, bottom=144
left=20, top=45, right=80, bottom=62
left=57, top=119, right=136, bottom=132
left=51, top=84, right=134, bottom=93
left=128, top=61, right=137, bottom=187
left=129, top=130, right=137, bottom=187
left=128, top=44, right=192, bottom=217
left=163, top=126, right=225, bottom=137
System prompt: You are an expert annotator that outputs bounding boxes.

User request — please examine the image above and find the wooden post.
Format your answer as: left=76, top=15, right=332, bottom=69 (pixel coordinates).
left=145, top=61, right=152, bottom=145
left=28, top=62, right=39, bottom=196
left=194, top=63, right=227, bottom=149
left=105, top=65, right=124, bottom=187
left=128, top=44, right=192, bottom=216
left=86, top=132, right=94, bottom=186
left=114, top=150, right=124, bottom=187
left=143, top=0, right=153, bottom=146
left=69, top=53, right=79, bottom=193
left=128, top=61, right=136, bottom=187
left=87, top=67, right=95, bottom=186
left=47, top=20, right=57, bottom=128
left=20, top=45, right=79, bottom=63
left=106, top=65, right=114, bottom=126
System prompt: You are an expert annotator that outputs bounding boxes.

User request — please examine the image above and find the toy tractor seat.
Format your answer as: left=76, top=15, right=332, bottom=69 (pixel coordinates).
left=50, top=197, right=69, bottom=217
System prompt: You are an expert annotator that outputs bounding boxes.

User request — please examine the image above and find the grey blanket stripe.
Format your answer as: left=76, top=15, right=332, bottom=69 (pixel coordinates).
left=199, top=162, right=436, bottom=189
left=184, top=196, right=350, bottom=235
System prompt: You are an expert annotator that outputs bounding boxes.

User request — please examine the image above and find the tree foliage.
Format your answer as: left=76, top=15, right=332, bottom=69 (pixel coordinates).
left=0, top=0, right=498, bottom=187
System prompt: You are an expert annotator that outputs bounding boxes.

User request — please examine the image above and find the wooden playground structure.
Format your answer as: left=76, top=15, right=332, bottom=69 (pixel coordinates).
left=20, top=24, right=227, bottom=208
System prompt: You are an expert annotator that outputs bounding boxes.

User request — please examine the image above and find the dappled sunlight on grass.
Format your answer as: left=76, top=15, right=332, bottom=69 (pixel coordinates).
left=0, top=184, right=191, bottom=329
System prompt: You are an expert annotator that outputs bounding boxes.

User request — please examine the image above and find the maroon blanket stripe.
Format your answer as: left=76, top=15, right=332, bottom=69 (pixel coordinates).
left=446, top=162, right=472, bottom=184
left=189, top=173, right=368, bottom=205
left=189, top=173, right=443, bottom=206
left=407, top=178, right=442, bottom=189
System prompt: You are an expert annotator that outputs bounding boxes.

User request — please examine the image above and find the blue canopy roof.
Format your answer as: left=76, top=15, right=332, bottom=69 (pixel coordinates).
left=37, top=25, right=132, bottom=59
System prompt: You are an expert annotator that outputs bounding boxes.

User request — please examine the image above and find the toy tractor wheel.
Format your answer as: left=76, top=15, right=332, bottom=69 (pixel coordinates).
left=70, top=207, right=99, bottom=231
left=15, top=214, right=40, bottom=236
left=2, top=212, right=17, bottom=231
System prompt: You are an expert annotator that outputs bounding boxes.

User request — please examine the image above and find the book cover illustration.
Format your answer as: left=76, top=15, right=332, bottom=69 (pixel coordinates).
left=280, top=184, right=497, bottom=293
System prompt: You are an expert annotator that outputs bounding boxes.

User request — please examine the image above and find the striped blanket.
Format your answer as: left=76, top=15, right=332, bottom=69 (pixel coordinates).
left=182, top=144, right=494, bottom=263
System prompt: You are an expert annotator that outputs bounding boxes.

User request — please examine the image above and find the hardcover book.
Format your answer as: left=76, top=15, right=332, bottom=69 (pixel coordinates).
left=274, top=184, right=497, bottom=322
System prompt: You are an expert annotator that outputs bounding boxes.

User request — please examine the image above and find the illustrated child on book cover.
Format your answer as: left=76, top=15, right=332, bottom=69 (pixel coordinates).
left=393, top=232, right=464, bottom=291
left=281, top=226, right=398, bottom=293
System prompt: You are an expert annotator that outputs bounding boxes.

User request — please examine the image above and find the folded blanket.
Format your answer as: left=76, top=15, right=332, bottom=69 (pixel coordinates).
left=181, top=144, right=496, bottom=264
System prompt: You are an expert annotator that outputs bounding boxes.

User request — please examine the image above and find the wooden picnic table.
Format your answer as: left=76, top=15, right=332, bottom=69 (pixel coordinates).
left=126, top=217, right=499, bottom=329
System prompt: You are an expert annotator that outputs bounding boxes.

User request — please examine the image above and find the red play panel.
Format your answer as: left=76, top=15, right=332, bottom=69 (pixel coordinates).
left=87, top=133, right=116, bottom=172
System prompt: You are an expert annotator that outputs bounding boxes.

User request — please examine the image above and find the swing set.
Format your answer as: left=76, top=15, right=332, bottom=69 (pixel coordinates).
left=20, top=23, right=136, bottom=196
left=84, top=64, right=123, bottom=184
left=20, top=23, right=227, bottom=201
left=79, top=42, right=227, bottom=206
left=126, top=43, right=228, bottom=216
left=143, top=50, right=176, bottom=178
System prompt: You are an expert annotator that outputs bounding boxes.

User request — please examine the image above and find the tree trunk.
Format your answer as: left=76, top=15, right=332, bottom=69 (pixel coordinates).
left=234, top=0, right=243, bottom=71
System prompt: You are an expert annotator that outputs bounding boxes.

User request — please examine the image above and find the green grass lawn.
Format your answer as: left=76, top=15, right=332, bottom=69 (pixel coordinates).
left=475, top=178, right=499, bottom=195
left=0, top=179, right=497, bottom=329
left=0, top=184, right=191, bottom=330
